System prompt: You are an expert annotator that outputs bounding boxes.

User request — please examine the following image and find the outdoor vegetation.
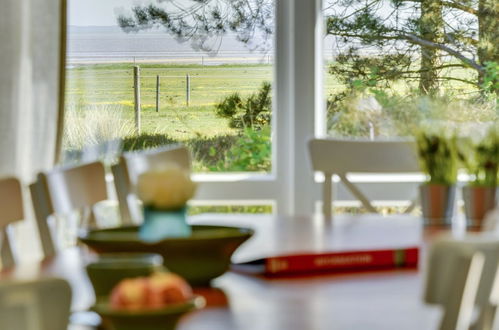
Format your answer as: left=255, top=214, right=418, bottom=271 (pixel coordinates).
left=63, top=0, right=498, bottom=178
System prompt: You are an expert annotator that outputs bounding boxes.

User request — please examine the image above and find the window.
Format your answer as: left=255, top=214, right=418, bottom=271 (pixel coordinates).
left=64, top=0, right=274, bottom=175
left=323, top=0, right=496, bottom=140
left=321, top=0, right=497, bottom=212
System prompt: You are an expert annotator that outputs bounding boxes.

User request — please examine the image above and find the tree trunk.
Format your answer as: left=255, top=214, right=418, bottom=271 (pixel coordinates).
left=419, top=0, right=444, bottom=94
left=478, top=0, right=499, bottom=92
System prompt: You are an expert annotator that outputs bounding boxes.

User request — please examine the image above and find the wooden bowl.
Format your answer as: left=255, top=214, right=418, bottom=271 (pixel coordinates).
left=79, top=225, right=253, bottom=286
left=86, top=253, right=164, bottom=299
left=92, top=296, right=205, bottom=330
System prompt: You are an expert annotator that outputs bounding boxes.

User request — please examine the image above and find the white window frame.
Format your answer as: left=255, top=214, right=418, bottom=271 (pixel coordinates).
left=192, top=0, right=323, bottom=216
left=191, top=0, right=427, bottom=215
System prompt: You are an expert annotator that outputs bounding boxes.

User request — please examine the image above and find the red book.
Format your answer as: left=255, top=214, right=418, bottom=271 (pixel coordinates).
left=232, top=247, right=419, bottom=276
left=228, top=214, right=422, bottom=276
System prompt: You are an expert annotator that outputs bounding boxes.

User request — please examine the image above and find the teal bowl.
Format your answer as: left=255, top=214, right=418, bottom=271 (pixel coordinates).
left=79, top=225, right=253, bottom=286
left=92, top=295, right=205, bottom=330
left=86, top=253, right=164, bottom=300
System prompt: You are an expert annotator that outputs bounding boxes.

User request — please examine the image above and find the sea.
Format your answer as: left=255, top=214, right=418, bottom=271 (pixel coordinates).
left=67, top=26, right=338, bottom=65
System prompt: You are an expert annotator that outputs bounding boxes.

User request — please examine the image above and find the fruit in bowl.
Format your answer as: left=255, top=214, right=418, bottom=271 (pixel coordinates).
left=93, top=272, right=205, bottom=330
left=110, top=272, right=192, bottom=310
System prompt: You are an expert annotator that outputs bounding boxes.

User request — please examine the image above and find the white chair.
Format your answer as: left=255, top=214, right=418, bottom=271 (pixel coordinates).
left=111, top=145, right=191, bottom=225
left=425, top=235, right=499, bottom=330
left=308, top=138, right=420, bottom=217
left=0, top=177, right=24, bottom=269
left=0, top=277, right=71, bottom=330
left=30, top=161, right=108, bottom=258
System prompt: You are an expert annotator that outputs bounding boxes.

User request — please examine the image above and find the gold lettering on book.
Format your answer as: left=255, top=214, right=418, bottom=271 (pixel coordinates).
left=268, top=259, right=289, bottom=273
left=314, top=254, right=373, bottom=267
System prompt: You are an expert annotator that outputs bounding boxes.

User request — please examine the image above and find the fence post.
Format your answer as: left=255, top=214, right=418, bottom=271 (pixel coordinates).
left=133, top=66, right=141, bottom=134
left=186, top=74, right=190, bottom=106
left=156, top=75, right=160, bottom=113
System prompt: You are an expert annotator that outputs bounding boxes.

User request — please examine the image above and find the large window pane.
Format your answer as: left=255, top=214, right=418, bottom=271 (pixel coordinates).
left=64, top=0, right=274, bottom=173
left=323, top=0, right=497, bottom=139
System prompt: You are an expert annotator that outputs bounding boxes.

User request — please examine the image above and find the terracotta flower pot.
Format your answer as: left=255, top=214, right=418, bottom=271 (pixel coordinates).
left=463, top=186, right=497, bottom=229
left=419, top=184, right=456, bottom=226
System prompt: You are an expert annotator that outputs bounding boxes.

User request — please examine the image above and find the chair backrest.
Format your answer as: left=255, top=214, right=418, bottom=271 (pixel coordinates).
left=0, top=177, right=24, bottom=269
left=30, top=161, right=108, bottom=258
left=308, top=138, right=420, bottom=217
left=0, top=277, right=71, bottom=330
left=425, top=235, right=499, bottom=330
left=112, top=145, right=191, bottom=225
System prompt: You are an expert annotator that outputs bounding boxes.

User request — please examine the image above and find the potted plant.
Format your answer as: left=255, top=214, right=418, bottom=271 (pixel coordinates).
left=416, top=129, right=459, bottom=226
left=459, top=126, right=498, bottom=228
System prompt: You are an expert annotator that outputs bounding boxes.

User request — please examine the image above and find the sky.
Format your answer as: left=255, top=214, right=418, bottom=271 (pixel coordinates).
left=68, top=0, right=148, bottom=26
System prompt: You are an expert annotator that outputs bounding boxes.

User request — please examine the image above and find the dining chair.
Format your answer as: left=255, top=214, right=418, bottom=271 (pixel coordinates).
left=308, top=138, right=420, bottom=218
left=0, top=277, right=71, bottom=330
left=29, top=161, right=108, bottom=258
left=425, top=235, right=499, bottom=330
left=0, top=177, right=24, bottom=269
left=111, top=145, right=191, bottom=225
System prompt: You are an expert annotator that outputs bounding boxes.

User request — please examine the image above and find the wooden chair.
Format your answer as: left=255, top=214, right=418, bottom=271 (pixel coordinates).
left=425, top=236, right=499, bottom=330
left=0, top=177, right=24, bottom=269
left=308, top=138, right=420, bottom=218
left=111, top=145, right=191, bottom=225
left=29, top=161, right=108, bottom=258
left=0, top=277, right=71, bottom=330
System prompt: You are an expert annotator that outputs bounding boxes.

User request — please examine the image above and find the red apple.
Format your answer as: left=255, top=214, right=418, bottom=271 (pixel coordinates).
left=110, top=272, right=192, bottom=310
left=147, top=272, right=192, bottom=308
left=110, top=278, right=149, bottom=310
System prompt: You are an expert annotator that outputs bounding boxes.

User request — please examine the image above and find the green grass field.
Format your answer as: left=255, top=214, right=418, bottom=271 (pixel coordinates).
left=64, top=62, right=489, bottom=150
left=65, top=64, right=272, bottom=141
left=65, top=63, right=348, bottom=142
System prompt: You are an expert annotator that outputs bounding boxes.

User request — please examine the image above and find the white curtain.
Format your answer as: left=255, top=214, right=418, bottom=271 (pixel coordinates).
left=0, top=0, right=64, bottom=182
left=0, top=0, right=65, bottom=263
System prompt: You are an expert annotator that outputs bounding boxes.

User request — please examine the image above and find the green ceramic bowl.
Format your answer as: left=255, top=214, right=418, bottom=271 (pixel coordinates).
left=86, top=253, right=164, bottom=300
left=79, top=225, right=253, bottom=286
left=92, top=295, right=205, bottom=330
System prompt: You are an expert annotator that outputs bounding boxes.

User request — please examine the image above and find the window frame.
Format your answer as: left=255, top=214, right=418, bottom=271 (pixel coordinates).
left=192, top=0, right=324, bottom=216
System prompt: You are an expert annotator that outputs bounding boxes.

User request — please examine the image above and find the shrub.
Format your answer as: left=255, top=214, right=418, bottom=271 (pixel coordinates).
left=120, top=133, right=240, bottom=172
left=63, top=103, right=134, bottom=150
left=327, top=90, right=497, bottom=138
left=215, top=81, right=271, bottom=129
left=187, top=134, right=239, bottom=170
left=213, top=127, right=271, bottom=172
left=121, top=133, right=177, bottom=152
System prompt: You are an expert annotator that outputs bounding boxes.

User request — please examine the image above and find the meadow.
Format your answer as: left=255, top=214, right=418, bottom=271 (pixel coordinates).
left=63, top=62, right=495, bottom=169
left=64, top=63, right=347, bottom=142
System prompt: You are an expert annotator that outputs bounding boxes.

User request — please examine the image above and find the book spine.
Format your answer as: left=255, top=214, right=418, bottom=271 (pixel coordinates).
left=264, top=247, right=419, bottom=275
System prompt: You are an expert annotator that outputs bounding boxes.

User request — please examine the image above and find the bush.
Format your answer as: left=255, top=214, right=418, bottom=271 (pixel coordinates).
left=122, top=133, right=177, bottom=152
left=187, top=134, right=239, bottom=170
left=120, top=132, right=240, bottom=171
left=327, top=90, right=497, bottom=138
left=63, top=103, right=134, bottom=150
left=215, top=81, right=271, bottom=129
left=213, top=127, right=271, bottom=172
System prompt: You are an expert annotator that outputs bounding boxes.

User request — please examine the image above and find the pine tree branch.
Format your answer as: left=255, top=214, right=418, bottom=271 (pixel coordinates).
left=437, top=76, right=478, bottom=86
left=401, top=33, right=484, bottom=72
left=398, top=0, right=477, bottom=15
left=330, top=29, right=483, bottom=73
left=441, top=1, right=477, bottom=16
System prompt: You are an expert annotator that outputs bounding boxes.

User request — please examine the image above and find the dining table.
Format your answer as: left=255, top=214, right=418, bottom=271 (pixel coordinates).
left=1, top=212, right=462, bottom=330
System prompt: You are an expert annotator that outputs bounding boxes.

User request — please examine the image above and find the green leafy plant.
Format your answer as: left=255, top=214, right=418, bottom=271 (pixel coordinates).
left=215, top=81, right=271, bottom=129
left=458, top=125, right=499, bottom=187
left=482, top=62, right=499, bottom=95
left=415, top=129, right=459, bottom=185
left=213, top=127, right=271, bottom=172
